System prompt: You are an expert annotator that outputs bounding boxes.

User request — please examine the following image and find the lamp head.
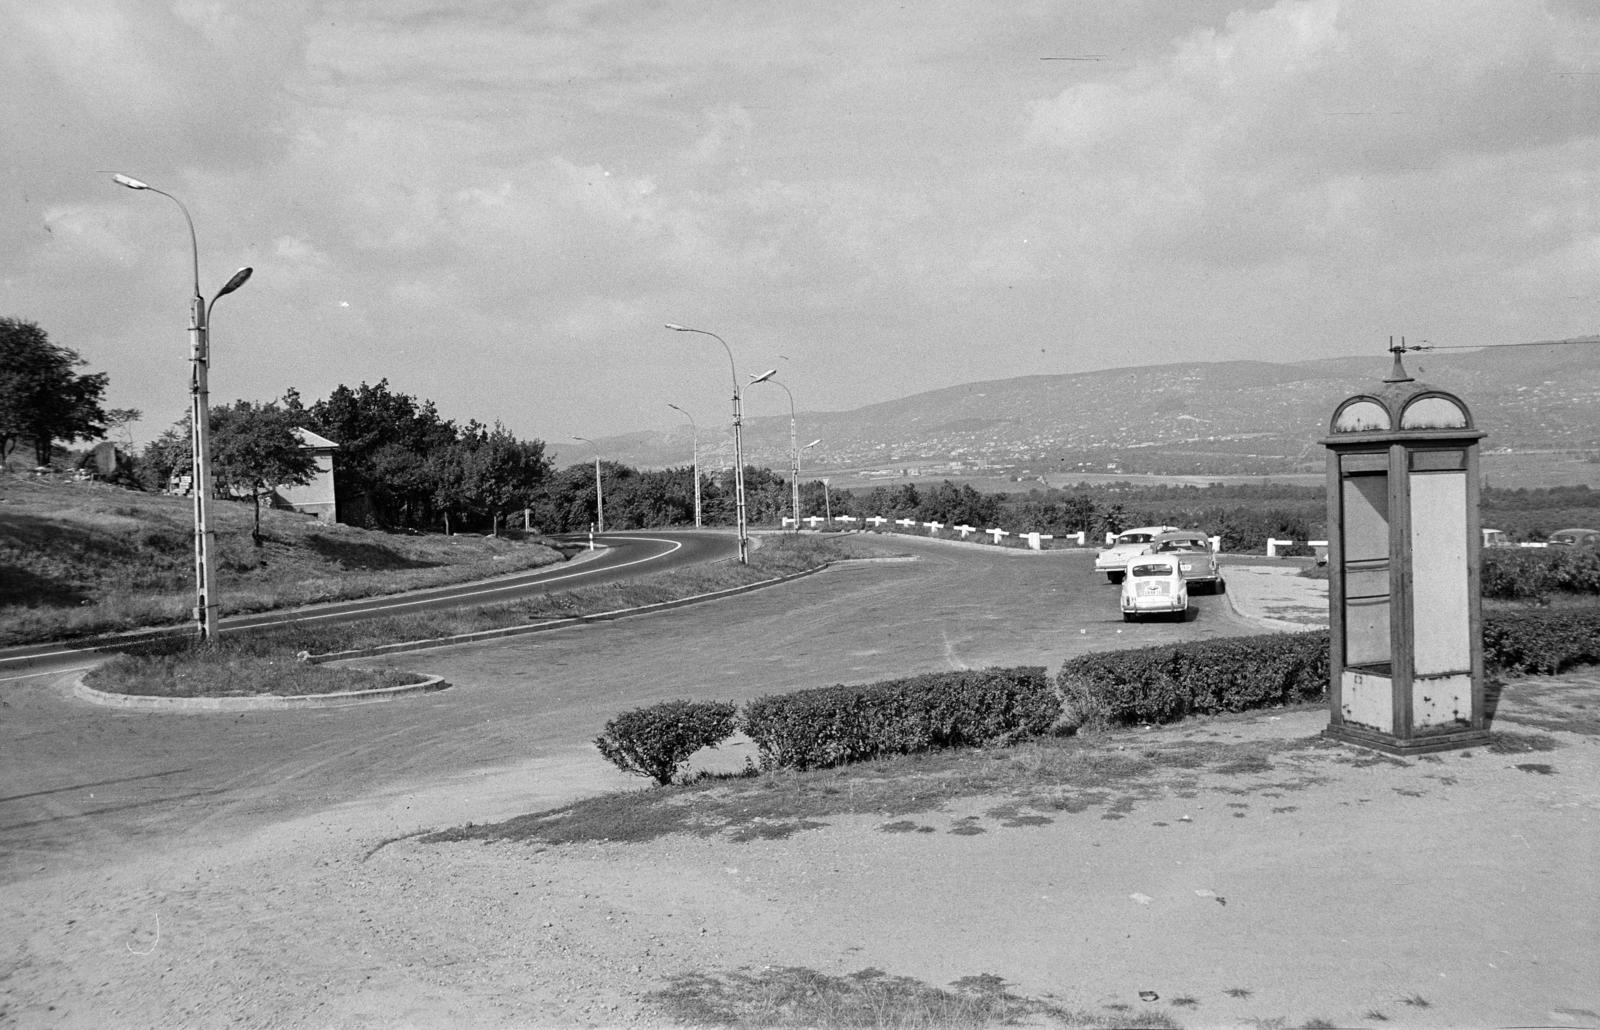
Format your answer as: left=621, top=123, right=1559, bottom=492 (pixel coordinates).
left=112, top=173, right=150, bottom=191
left=217, top=267, right=253, bottom=298
left=664, top=323, right=689, bottom=332
left=748, top=369, right=778, bottom=385
left=805, top=438, right=822, bottom=449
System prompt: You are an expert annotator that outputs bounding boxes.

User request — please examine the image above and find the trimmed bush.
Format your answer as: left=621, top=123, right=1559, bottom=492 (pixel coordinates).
left=741, top=667, right=1057, bottom=772
left=1059, top=606, right=1600, bottom=730
left=1057, top=632, right=1329, bottom=731
left=1482, top=605, right=1600, bottom=675
left=1482, top=547, right=1600, bottom=600
left=594, top=700, right=738, bottom=786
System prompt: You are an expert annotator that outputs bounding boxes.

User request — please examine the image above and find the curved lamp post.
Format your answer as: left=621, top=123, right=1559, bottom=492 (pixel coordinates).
left=113, top=173, right=251, bottom=642
left=572, top=436, right=604, bottom=534
left=747, top=370, right=801, bottom=532
left=667, top=403, right=701, bottom=528
left=664, top=323, right=750, bottom=563
left=800, top=438, right=821, bottom=520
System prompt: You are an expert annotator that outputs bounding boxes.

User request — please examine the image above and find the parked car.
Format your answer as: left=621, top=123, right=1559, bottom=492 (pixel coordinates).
left=1548, top=528, right=1600, bottom=547
left=1120, top=553, right=1188, bottom=621
left=1095, top=525, right=1184, bottom=583
left=1145, top=530, right=1224, bottom=593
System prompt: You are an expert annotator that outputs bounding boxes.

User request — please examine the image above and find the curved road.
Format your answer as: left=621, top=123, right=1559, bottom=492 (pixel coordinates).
left=0, top=537, right=1262, bottom=884
left=0, top=531, right=733, bottom=679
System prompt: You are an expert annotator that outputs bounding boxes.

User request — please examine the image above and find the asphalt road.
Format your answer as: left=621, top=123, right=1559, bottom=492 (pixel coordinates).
left=0, top=536, right=1258, bottom=885
left=0, top=530, right=732, bottom=679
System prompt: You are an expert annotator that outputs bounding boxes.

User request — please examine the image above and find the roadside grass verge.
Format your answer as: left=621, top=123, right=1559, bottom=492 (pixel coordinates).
left=82, top=641, right=426, bottom=698
left=1, top=476, right=565, bottom=646
left=646, top=966, right=1176, bottom=1030
left=423, top=717, right=1340, bottom=848
left=86, top=534, right=856, bottom=696
left=213, top=532, right=853, bottom=660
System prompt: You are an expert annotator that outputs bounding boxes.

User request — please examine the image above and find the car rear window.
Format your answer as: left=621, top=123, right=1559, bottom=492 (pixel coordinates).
left=1157, top=539, right=1206, bottom=551
left=1118, top=533, right=1154, bottom=544
left=1130, top=562, right=1173, bottom=577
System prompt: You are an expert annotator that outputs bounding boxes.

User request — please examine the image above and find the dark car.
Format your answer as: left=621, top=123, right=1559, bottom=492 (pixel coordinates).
left=1144, top=531, right=1225, bottom=594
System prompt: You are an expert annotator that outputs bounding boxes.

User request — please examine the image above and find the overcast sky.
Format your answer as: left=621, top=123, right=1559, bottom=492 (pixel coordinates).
left=5, top=0, right=1599, bottom=449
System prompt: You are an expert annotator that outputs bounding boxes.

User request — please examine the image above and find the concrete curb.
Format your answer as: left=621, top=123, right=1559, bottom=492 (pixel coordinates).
left=73, top=673, right=450, bottom=711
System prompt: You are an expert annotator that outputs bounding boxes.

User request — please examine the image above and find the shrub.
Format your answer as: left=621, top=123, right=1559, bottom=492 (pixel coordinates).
left=594, top=700, right=738, bottom=786
left=741, top=667, right=1057, bottom=772
left=1482, top=605, right=1600, bottom=675
left=1057, top=632, right=1329, bottom=731
left=1058, top=606, right=1600, bottom=730
left=1482, top=547, right=1600, bottom=600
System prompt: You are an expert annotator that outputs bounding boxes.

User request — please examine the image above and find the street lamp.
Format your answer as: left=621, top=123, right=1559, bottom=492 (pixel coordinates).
left=747, top=369, right=801, bottom=532
left=800, top=438, right=821, bottom=520
left=667, top=403, right=701, bottom=528
left=572, top=436, right=604, bottom=533
left=113, top=172, right=251, bottom=643
left=664, top=323, right=751, bottom=563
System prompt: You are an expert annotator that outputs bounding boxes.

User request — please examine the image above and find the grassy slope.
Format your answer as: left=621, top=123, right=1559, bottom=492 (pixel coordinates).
left=0, top=475, right=562, bottom=646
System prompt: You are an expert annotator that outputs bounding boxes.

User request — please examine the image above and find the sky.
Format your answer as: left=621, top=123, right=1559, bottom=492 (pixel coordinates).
left=5, top=0, right=1600, bottom=453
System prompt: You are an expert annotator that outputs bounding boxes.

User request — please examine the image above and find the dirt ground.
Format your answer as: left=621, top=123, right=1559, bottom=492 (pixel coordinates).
left=3, top=669, right=1598, bottom=1030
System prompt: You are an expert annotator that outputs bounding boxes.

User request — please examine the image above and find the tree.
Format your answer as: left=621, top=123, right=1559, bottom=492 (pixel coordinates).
left=209, top=401, right=318, bottom=546
left=305, top=380, right=461, bottom=529
left=455, top=423, right=551, bottom=535
left=0, top=318, right=110, bottom=466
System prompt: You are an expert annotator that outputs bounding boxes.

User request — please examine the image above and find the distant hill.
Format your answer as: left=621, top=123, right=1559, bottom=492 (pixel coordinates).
left=561, top=343, right=1600, bottom=482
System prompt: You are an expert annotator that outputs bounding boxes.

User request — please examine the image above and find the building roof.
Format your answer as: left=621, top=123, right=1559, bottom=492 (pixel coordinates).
left=292, top=427, right=340, bottom=449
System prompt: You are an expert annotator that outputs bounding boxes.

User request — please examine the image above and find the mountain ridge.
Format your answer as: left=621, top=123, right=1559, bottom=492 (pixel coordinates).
left=559, top=346, right=1600, bottom=479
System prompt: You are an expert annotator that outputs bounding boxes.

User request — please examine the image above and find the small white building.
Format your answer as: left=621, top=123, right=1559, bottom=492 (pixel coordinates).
left=275, top=428, right=340, bottom=521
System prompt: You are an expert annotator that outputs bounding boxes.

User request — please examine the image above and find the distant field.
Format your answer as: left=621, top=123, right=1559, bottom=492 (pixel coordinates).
left=824, top=451, right=1598, bottom=494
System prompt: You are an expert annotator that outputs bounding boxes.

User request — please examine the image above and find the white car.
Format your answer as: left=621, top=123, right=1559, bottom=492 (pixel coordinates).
left=1094, top=525, right=1184, bottom=583
left=1120, top=553, right=1188, bottom=621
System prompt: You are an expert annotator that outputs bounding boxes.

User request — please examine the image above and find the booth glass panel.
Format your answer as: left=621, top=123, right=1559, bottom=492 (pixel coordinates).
left=1341, top=468, right=1392, bottom=669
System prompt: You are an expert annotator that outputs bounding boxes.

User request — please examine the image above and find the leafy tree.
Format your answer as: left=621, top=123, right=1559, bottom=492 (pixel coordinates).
left=455, top=423, right=551, bottom=535
left=139, top=422, right=193, bottom=492
left=0, top=318, right=110, bottom=466
left=305, top=379, right=461, bottom=529
left=209, top=401, right=318, bottom=546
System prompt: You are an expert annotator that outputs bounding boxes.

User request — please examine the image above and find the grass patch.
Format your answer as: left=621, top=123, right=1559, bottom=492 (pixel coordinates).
left=82, top=640, right=424, bottom=698
left=0, top=476, right=565, bottom=646
left=79, top=535, right=852, bottom=697
left=423, top=731, right=1336, bottom=848
left=186, top=532, right=853, bottom=662
left=645, top=966, right=1177, bottom=1029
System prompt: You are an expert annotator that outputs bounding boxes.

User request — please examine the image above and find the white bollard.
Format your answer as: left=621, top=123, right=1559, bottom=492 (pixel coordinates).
left=987, top=528, right=1010, bottom=544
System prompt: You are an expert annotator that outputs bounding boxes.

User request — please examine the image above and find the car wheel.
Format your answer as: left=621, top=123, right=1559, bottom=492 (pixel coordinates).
left=1215, top=579, right=1226, bottom=594
left=1122, top=612, right=1135, bottom=623
left=1107, top=572, right=1123, bottom=584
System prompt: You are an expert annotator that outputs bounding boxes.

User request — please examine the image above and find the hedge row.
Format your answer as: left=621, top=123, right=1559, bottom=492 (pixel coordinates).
left=1481, top=547, right=1600, bottom=600
left=1060, top=604, right=1600, bottom=730
left=741, top=667, right=1057, bottom=772
left=595, top=606, right=1600, bottom=785
left=1057, top=632, right=1329, bottom=731
left=1482, top=606, right=1600, bottom=675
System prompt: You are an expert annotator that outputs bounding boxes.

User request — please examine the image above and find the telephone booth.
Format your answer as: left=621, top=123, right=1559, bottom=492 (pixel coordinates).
left=1321, top=348, right=1490, bottom=755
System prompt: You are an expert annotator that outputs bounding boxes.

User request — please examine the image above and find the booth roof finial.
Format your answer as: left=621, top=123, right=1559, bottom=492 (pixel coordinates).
left=1385, top=336, right=1414, bottom=384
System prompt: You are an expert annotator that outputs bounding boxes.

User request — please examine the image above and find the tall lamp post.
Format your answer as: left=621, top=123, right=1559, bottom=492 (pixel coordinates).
left=572, top=436, right=604, bottom=533
left=664, top=323, right=750, bottom=563
left=747, top=370, right=801, bottom=532
left=800, top=438, right=822, bottom=520
left=667, top=403, right=701, bottom=528
left=113, top=173, right=251, bottom=642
